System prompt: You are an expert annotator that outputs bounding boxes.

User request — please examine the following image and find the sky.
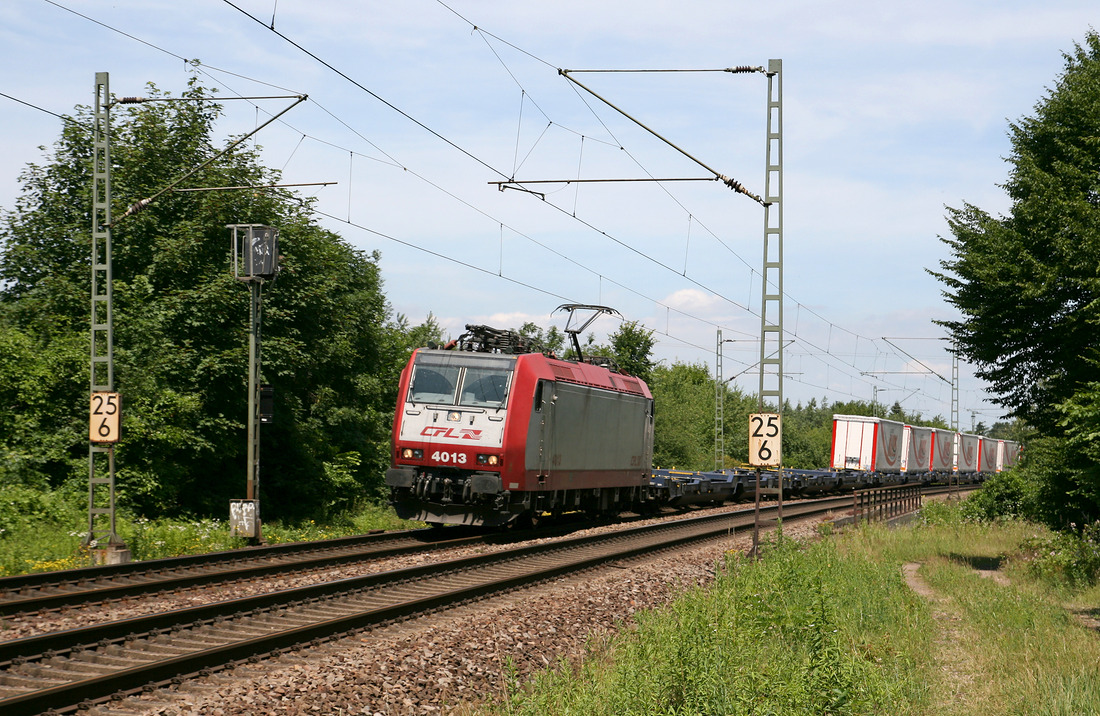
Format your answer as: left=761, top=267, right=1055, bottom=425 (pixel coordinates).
left=2, top=0, right=1096, bottom=430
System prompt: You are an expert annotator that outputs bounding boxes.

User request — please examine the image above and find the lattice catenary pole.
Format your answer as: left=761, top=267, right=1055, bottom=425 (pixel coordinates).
left=757, top=59, right=784, bottom=511
left=87, top=72, right=129, bottom=562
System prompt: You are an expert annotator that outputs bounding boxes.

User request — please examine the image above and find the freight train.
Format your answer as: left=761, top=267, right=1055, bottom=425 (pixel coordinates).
left=385, top=310, right=1019, bottom=527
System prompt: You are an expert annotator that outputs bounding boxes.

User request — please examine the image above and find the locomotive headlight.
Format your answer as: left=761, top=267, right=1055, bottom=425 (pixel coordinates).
left=477, top=454, right=501, bottom=467
left=447, top=411, right=461, bottom=422
left=401, top=448, right=423, bottom=460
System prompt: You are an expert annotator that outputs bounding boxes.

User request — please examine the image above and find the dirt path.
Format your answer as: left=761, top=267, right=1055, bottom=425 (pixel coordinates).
left=902, top=562, right=983, bottom=715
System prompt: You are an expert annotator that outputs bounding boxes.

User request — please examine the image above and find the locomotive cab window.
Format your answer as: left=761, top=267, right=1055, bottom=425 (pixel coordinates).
left=408, top=365, right=460, bottom=405
left=533, top=380, right=545, bottom=411
left=460, top=367, right=511, bottom=408
left=407, top=352, right=515, bottom=408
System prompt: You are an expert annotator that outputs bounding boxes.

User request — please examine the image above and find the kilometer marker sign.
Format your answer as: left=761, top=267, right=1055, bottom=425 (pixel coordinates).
left=90, top=391, right=121, bottom=443
left=749, top=413, right=781, bottom=467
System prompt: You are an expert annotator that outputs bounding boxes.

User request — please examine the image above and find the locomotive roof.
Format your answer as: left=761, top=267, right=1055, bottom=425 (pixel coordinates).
left=412, top=348, right=650, bottom=398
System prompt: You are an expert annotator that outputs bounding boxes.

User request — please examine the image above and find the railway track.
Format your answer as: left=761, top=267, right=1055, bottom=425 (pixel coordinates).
left=0, top=526, right=515, bottom=616
left=0, top=497, right=850, bottom=715
left=0, top=485, right=972, bottom=619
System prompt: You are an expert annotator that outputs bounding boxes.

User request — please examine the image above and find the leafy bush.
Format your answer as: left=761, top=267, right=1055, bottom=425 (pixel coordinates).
left=960, top=469, right=1035, bottom=522
left=0, top=486, right=89, bottom=575
left=0, top=485, right=422, bottom=575
left=1021, top=520, right=1100, bottom=588
left=120, top=517, right=246, bottom=560
left=918, top=498, right=965, bottom=526
left=0, top=486, right=82, bottom=537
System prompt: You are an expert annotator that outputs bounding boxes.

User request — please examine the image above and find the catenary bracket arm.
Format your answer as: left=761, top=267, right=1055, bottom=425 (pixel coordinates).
left=111, top=95, right=307, bottom=225
left=559, top=69, right=766, bottom=205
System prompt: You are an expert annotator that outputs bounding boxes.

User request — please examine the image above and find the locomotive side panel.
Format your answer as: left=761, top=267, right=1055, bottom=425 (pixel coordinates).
left=524, top=381, right=652, bottom=490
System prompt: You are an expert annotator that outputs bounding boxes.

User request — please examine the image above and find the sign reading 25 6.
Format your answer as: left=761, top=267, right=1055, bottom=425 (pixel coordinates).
left=90, top=392, right=121, bottom=443
left=749, top=413, right=781, bottom=467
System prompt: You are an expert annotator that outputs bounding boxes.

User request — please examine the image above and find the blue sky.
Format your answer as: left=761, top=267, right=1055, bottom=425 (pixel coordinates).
left=3, top=0, right=1097, bottom=428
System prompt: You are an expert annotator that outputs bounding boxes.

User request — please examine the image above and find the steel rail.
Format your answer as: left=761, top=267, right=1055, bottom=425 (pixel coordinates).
left=0, top=529, right=423, bottom=590
left=0, top=527, right=502, bottom=616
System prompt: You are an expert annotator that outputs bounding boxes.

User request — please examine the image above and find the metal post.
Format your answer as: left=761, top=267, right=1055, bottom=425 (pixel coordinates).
left=752, top=467, right=761, bottom=556
left=86, top=72, right=129, bottom=563
left=228, top=224, right=277, bottom=542
left=715, top=329, right=724, bottom=471
left=757, top=59, right=784, bottom=524
left=247, top=279, right=262, bottom=503
left=951, top=346, right=959, bottom=500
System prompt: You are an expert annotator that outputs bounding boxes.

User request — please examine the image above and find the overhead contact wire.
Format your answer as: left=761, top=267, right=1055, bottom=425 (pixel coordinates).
left=221, top=0, right=511, bottom=181
left=216, top=1, right=764, bottom=336
left=48, top=0, right=935, bottom=405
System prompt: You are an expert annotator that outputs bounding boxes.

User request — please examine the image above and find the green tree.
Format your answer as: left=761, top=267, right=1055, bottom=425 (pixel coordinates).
left=394, top=312, right=445, bottom=350
left=582, top=320, right=657, bottom=381
left=780, top=398, right=836, bottom=469
left=930, top=32, right=1100, bottom=433
left=649, top=362, right=715, bottom=470
left=516, top=321, right=566, bottom=355
left=930, top=32, right=1100, bottom=531
left=0, top=81, right=416, bottom=520
left=608, top=320, right=656, bottom=383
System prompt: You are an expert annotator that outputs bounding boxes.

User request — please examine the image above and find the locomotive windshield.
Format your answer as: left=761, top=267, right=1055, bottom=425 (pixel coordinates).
left=408, top=352, right=515, bottom=408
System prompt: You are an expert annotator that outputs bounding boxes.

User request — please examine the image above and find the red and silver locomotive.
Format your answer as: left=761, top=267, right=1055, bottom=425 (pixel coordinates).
left=385, top=307, right=654, bottom=527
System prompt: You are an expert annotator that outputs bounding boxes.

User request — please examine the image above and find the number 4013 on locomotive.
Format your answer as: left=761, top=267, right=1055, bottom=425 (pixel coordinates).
left=384, top=305, right=655, bottom=527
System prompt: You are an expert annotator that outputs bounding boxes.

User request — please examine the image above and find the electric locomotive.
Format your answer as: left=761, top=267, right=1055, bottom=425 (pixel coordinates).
left=385, top=307, right=655, bottom=527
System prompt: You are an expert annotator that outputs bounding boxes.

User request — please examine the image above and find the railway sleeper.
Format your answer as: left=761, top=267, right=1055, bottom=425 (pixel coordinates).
left=33, top=657, right=110, bottom=676
left=0, top=678, right=47, bottom=695
left=82, top=651, right=147, bottom=668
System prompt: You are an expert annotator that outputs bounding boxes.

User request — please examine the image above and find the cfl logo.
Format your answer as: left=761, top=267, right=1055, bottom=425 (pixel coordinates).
left=420, top=427, right=483, bottom=440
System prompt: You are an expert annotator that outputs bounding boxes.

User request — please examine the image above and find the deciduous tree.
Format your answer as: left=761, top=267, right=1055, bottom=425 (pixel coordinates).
left=931, top=31, right=1100, bottom=530
left=0, top=81, right=418, bottom=520
left=931, top=31, right=1100, bottom=433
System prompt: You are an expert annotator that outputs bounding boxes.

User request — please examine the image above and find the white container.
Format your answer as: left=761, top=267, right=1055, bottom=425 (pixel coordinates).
left=955, top=433, right=980, bottom=473
left=929, top=428, right=955, bottom=472
left=978, top=437, right=1000, bottom=473
left=831, top=415, right=905, bottom=473
left=902, top=425, right=933, bottom=474
left=998, top=440, right=1020, bottom=470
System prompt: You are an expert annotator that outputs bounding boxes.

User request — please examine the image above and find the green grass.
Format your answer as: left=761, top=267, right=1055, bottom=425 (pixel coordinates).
left=487, top=534, right=936, bottom=715
left=480, top=504, right=1100, bottom=715
left=918, top=557, right=1100, bottom=714
left=0, top=489, right=424, bottom=576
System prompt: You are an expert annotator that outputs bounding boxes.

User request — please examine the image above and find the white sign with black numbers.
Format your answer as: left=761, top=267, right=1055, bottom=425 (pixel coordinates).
left=89, top=392, right=121, bottom=443
left=749, top=413, right=781, bottom=467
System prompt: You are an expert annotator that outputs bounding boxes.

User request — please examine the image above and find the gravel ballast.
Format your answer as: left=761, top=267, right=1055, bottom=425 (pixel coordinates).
left=83, top=514, right=830, bottom=715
